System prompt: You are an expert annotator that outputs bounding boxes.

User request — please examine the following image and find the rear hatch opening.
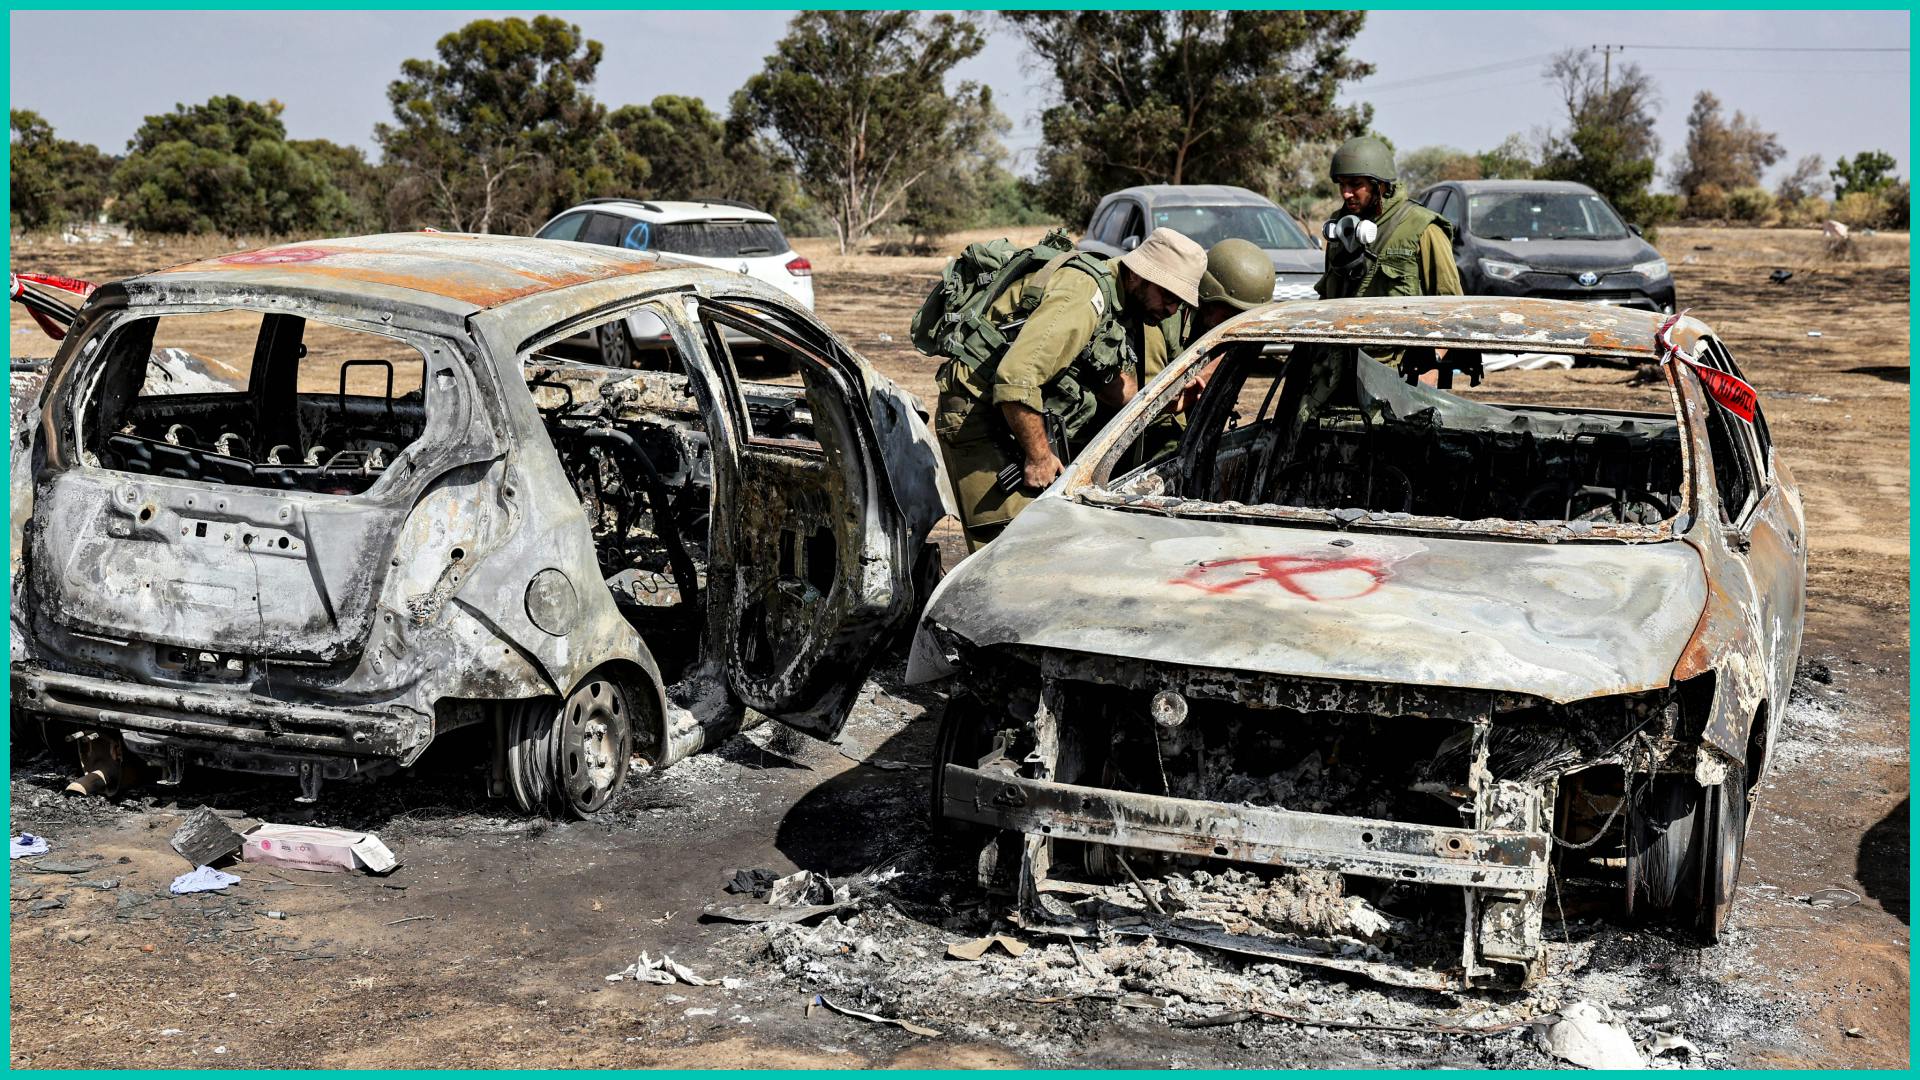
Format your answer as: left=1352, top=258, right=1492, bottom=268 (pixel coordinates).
left=78, top=308, right=433, bottom=495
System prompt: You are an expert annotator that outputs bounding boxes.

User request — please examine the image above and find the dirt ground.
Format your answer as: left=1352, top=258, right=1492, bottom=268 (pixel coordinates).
left=7, top=226, right=1909, bottom=1068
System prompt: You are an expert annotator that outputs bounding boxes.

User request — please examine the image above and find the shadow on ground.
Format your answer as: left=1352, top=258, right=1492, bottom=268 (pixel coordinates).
left=1856, top=796, right=1909, bottom=924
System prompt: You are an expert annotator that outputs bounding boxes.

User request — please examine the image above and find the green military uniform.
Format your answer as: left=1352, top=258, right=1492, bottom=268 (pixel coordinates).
left=935, top=257, right=1130, bottom=548
left=1317, top=186, right=1462, bottom=301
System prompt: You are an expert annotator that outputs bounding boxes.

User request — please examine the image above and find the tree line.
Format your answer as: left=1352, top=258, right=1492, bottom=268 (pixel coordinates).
left=1386, top=50, right=1908, bottom=232
left=9, top=15, right=1909, bottom=244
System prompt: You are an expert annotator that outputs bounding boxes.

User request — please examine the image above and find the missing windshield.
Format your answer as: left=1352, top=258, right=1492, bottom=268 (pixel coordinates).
left=1100, top=344, right=1685, bottom=530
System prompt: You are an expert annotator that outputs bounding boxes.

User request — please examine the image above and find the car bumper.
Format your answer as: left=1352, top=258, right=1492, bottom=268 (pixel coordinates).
left=1470, top=274, right=1675, bottom=312
left=13, top=664, right=432, bottom=761
left=941, top=765, right=1549, bottom=892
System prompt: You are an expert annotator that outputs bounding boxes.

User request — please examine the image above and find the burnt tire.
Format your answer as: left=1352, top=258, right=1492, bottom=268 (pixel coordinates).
left=928, top=689, right=992, bottom=850
left=1694, top=763, right=1749, bottom=943
left=505, top=676, right=635, bottom=819
left=1625, top=765, right=1748, bottom=943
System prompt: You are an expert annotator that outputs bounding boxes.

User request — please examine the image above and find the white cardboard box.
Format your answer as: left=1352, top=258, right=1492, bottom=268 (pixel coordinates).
left=241, top=823, right=398, bottom=874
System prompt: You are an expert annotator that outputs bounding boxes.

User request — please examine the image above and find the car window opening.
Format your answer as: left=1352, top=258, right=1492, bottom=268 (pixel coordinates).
left=526, top=311, right=715, bottom=683
left=1104, top=343, right=1685, bottom=530
left=83, top=310, right=431, bottom=497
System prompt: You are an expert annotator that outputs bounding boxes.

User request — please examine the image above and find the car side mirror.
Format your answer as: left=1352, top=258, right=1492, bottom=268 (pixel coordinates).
left=1628, top=223, right=1644, bottom=237
left=1121, top=235, right=1141, bottom=252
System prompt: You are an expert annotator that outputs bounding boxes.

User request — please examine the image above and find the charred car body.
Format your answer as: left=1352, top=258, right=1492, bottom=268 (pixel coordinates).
left=911, top=297, right=1805, bottom=988
left=12, top=233, right=953, bottom=817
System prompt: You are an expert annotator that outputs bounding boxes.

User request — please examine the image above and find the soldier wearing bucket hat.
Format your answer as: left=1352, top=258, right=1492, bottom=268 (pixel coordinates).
left=930, top=226, right=1206, bottom=549
left=1130, top=238, right=1278, bottom=463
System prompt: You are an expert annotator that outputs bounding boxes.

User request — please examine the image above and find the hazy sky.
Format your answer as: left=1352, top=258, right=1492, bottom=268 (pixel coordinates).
left=10, top=10, right=1910, bottom=193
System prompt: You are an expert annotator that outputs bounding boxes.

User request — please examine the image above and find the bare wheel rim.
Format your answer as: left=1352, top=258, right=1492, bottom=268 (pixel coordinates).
left=558, top=679, right=630, bottom=816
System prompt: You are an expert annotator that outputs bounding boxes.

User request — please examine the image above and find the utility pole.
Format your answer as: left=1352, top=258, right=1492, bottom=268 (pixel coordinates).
left=1592, top=44, right=1624, bottom=93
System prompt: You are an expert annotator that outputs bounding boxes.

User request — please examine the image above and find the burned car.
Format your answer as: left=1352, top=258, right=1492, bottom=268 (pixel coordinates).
left=11, top=233, right=953, bottom=817
left=910, top=297, right=1805, bottom=988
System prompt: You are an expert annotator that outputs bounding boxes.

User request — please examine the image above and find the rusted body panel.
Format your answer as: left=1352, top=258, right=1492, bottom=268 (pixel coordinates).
left=153, top=232, right=671, bottom=311
left=1219, top=295, right=1708, bottom=361
left=913, top=295, right=1804, bottom=988
left=1668, top=369, right=1808, bottom=774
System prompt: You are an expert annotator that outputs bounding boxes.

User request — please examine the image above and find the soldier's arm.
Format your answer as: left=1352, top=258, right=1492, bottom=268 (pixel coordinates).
left=1420, top=224, right=1464, bottom=296
left=995, top=271, right=1100, bottom=484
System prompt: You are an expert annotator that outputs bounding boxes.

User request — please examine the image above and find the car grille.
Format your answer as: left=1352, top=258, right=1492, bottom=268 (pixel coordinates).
left=1530, top=289, right=1659, bottom=309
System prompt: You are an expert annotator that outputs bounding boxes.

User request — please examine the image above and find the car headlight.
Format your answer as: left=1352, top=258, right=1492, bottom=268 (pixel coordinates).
left=1478, top=258, right=1529, bottom=282
left=1631, top=258, right=1670, bottom=280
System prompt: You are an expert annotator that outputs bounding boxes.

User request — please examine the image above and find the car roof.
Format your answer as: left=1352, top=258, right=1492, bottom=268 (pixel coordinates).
left=1220, top=296, right=1708, bottom=360
left=1105, top=184, right=1278, bottom=208
left=553, top=199, right=778, bottom=225
left=1441, top=179, right=1600, bottom=195
left=144, top=232, right=676, bottom=314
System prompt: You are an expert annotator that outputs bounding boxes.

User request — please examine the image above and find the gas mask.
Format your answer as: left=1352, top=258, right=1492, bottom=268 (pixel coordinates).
left=1326, top=215, right=1378, bottom=252
left=1326, top=214, right=1378, bottom=279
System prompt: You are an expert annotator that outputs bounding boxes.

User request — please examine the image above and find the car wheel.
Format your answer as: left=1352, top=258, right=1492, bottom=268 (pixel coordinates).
left=1694, top=762, right=1749, bottom=943
left=1624, top=764, right=1748, bottom=942
left=595, top=320, right=636, bottom=369
left=929, top=688, right=992, bottom=847
left=505, top=676, right=634, bottom=819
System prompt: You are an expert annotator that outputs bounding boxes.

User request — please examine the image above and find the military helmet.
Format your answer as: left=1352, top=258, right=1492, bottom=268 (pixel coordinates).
left=1198, top=238, right=1275, bottom=311
left=1329, top=136, right=1397, bottom=184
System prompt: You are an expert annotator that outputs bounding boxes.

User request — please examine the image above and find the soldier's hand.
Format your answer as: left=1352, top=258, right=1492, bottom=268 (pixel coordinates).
left=1022, top=451, right=1064, bottom=491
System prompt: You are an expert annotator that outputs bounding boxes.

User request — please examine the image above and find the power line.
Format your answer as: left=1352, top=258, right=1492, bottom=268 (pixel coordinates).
left=1352, top=53, right=1555, bottom=94
left=1608, top=43, right=1909, bottom=53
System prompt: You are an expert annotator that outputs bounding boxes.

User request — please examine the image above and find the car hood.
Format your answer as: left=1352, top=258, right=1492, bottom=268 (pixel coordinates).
left=918, top=497, right=1707, bottom=704
left=1471, top=236, right=1659, bottom=272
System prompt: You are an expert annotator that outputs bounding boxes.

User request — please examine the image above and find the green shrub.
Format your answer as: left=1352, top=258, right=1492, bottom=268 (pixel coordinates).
left=1687, top=182, right=1728, bottom=220
left=1777, top=196, right=1830, bottom=228
left=1833, top=190, right=1889, bottom=229
left=1726, top=186, right=1775, bottom=223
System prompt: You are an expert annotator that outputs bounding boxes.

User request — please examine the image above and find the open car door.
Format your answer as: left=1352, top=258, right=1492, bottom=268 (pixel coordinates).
left=693, top=296, right=913, bottom=740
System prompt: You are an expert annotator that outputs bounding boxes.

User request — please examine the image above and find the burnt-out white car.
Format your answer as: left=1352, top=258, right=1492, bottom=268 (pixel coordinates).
left=910, top=297, right=1806, bottom=989
left=11, top=233, right=953, bottom=817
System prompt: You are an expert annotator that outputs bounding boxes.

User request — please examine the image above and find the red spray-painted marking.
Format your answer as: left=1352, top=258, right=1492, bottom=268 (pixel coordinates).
left=1171, top=554, right=1391, bottom=601
left=219, top=247, right=332, bottom=265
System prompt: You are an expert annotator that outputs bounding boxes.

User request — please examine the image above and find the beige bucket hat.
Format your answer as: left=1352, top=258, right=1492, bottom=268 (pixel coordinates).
left=1115, top=227, right=1206, bottom=307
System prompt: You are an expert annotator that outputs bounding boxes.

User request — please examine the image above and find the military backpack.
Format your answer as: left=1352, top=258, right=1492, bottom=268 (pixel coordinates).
left=910, top=226, right=1081, bottom=369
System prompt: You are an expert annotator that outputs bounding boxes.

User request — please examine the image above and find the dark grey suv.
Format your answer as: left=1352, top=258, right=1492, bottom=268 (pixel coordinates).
left=1417, top=180, right=1675, bottom=313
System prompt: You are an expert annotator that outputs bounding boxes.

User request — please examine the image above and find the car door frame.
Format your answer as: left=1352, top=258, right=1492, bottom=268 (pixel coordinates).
left=1670, top=336, right=1803, bottom=776
left=682, top=290, right=914, bottom=740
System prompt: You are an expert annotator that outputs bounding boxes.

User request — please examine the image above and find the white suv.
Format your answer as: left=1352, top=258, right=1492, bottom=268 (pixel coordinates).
left=535, top=199, right=815, bottom=369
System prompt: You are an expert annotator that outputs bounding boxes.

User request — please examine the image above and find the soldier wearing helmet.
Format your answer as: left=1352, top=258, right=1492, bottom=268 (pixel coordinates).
left=1141, top=238, right=1276, bottom=384
left=1318, top=136, right=1462, bottom=301
left=1132, top=238, right=1277, bottom=461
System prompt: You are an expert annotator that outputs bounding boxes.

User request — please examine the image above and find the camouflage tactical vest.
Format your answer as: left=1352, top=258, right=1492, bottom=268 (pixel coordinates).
left=1321, top=194, right=1455, bottom=299
left=970, top=252, right=1134, bottom=442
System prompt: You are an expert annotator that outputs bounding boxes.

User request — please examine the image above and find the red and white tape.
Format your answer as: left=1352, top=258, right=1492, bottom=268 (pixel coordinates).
left=1654, top=310, right=1757, bottom=423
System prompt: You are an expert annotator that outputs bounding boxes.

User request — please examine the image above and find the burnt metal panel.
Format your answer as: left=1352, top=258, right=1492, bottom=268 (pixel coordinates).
left=944, top=765, right=1549, bottom=891
left=920, top=496, right=1707, bottom=704
left=150, top=232, right=672, bottom=312
left=1217, top=295, right=1708, bottom=360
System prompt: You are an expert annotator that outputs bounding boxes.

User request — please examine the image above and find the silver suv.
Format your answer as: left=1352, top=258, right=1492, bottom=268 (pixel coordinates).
left=1077, top=184, right=1322, bottom=301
